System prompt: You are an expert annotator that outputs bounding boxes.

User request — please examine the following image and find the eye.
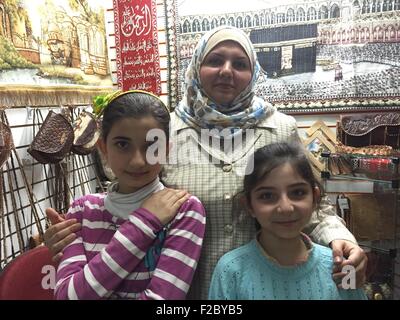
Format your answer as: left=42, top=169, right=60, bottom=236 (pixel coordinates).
left=290, top=188, right=308, bottom=199
left=115, top=141, right=129, bottom=150
left=233, top=60, right=249, bottom=70
left=204, top=57, right=223, bottom=67
left=258, top=192, right=275, bottom=202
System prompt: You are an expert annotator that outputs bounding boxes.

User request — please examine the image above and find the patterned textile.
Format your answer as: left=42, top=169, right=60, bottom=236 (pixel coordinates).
left=161, top=112, right=357, bottom=300
left=208, top=239, right=367, bottom=300
left=54, top=193, right=206, bottom=300
left=175, top=26, right=273, bottom=135
left=113, top=0, right=161, bottom=93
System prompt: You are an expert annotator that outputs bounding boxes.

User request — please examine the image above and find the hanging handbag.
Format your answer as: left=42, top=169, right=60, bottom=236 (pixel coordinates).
left=28, top=110, right=74, bottom=164
left=71, top=111, right=100, bottom=155
left=337, top=112, right=400, bottom=149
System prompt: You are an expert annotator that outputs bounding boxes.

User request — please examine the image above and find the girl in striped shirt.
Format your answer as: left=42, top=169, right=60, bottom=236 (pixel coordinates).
left=54, top=90, right=206, bottom=300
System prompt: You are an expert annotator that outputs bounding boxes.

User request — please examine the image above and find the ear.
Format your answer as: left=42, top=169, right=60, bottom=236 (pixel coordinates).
left=96, top=138, right=107, bottom=157
left=313, top=186, right=321, bottom=208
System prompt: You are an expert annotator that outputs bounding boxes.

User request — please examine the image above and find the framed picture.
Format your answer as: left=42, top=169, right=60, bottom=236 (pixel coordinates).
left=306, top=120, right=336, bottom=143
left=303, top=131, right=335, bottom=171
left=0, top=0, right=113, bottom=107
left=167, top=0, right=400, bottom=113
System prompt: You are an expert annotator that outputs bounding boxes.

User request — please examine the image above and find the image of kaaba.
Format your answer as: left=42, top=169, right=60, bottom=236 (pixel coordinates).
left=177, top=0, right=400, bottom=109
left=250, top=24, right=317, bottom=78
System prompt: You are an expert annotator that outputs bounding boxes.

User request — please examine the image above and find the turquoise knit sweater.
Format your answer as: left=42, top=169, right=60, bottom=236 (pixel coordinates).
left=208, top=239, right=367, bottom=300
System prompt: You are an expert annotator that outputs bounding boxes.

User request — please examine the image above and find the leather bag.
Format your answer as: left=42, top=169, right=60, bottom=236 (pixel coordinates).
left=71, top=111, right=100, bottom=155
left=28, top=111, right=74, bottom=164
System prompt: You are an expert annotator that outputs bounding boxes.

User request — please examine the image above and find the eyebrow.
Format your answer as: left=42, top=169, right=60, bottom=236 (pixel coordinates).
left=207, top=52, right=248, bottom=60
left=253, top=182, right=309, bottom=192
left=112, top=137, right=154, bottom=148
left=112, top=136, right=130, bottom=140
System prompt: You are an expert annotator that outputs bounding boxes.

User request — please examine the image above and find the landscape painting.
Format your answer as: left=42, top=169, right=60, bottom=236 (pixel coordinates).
left=0, top=0, right=112, bottom=87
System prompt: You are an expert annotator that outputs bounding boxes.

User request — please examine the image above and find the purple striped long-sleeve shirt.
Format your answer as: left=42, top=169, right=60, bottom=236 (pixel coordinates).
left=54, top=193, right=206, bottom=300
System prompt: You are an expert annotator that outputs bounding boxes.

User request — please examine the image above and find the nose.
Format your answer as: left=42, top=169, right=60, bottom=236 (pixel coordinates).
left=276, top=195, right=294, bottom=214
left=129, top=150, right=147, bottom=168
left=219, top=61, right=233, bottom=78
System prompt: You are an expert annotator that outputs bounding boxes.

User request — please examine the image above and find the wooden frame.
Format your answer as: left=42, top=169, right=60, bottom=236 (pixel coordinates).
left=303, top=131, right=336, bottom=171
left=306, top=120, right=336, bottom=143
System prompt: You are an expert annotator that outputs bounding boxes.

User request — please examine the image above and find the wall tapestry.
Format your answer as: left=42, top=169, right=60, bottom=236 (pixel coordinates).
left=174, top=0, right=400, bottom=113
left=0, top=0, right=113, bottom=107
left=113, top=0, right=161, bottom=94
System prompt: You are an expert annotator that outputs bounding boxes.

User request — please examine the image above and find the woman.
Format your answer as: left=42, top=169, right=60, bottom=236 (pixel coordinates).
left=44, top=26, right=367, bottom=299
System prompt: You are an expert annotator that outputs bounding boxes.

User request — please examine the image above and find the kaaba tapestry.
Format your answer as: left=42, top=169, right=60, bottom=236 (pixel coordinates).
left=175, top=0, right=400, bottom=113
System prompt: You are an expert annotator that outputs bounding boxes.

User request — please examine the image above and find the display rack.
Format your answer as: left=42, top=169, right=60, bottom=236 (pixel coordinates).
left=321, top=152, right=399, bottom=300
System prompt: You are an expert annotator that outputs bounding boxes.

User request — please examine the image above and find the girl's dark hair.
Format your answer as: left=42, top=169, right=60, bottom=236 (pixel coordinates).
left=244, top=142, right=323, bottom=207
left=101, top=92, right=170, bottom=141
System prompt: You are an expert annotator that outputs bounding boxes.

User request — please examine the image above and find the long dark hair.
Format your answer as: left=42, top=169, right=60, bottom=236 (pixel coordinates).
left=101, top=92, right=170, bottom=142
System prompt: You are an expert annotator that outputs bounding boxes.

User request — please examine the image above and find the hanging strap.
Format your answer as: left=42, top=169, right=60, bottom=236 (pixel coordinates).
left=1, top=172, right=17, bottom=260
left=5, top=161, right=25, bottom=252
left=144, top=227, right=168, bottom=271
left=0, top=171, right=6, bottom=267
left=4, top=114, right=45, bottom=239
left=8, top=140, right=30, bottom=242
left=34, top=109, right=55, bottom=211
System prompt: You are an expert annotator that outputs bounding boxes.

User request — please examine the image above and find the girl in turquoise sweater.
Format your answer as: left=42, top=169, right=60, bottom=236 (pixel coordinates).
left=209, top=142, right=366, bottom=300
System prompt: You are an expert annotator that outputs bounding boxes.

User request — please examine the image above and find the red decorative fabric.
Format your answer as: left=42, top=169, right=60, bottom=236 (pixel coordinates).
left=0, top=246, right=56, bottom=300
left=113, top=0, right=161, bottom=94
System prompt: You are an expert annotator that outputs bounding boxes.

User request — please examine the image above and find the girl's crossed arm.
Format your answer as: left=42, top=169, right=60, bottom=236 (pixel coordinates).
left=138, top=195, right=206, bottom=299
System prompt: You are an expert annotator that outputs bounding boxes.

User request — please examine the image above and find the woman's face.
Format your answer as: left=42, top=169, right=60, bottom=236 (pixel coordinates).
left=199, top=40, right=252, bottom=106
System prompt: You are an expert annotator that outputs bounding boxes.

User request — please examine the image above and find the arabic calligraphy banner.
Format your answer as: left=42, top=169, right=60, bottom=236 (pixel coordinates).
left=113, top=0, right=161, bottom=94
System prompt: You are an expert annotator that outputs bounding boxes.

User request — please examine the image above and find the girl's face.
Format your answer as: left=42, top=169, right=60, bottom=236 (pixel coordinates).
left=248, top=162, right=320, bottom=241
left=99, top=116, right=167, bottom=194
left=199, top=40, right=252, bottom=106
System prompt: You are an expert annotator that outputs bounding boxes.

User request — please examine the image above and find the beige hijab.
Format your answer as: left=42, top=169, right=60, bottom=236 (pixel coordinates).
left=175, top=26, right=273, bottom=135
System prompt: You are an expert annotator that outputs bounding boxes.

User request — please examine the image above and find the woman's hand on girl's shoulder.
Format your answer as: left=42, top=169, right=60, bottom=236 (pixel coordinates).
left=44, top=208, right=82, bottom=263
left=141, top=188, right=190, bottom=225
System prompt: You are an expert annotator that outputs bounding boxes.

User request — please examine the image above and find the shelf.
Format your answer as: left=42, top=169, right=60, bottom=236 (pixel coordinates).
left=325, top=178, right=375, bottom=193
left=336, top=153, right=400, bottom=160
left=321, top=152, right=399, bottom=300
left=360, top=240, right=398, bottom=257
left=328, top=174, right=398, bottom=185
left=320, top=152, right=400, bottom=183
